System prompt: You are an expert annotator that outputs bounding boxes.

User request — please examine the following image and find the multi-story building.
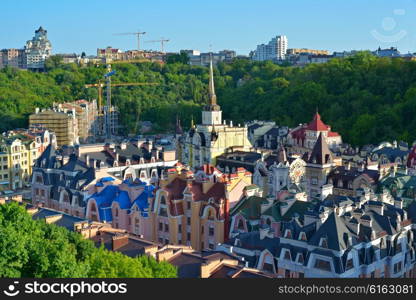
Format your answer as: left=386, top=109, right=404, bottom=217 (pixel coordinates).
left=220, top=187, right=416, bottom=278
left=29, top=108, right=79, bottom=147
left=25, top=26, right=52, bottom=70
left=150, top=164, right=253, bottom=251
left=31, top=140, right=177, bottom=217
left=53, top=100, right=99, bottom=143
left=288, top=112, right=342, bottom=153
left=97, top=47, right=123, bottom=61
left=183, top=50, right=236, bottom=66
left=251, top=35, right=288, bottom=62
left=180, top=59, right=252, bottom=168
left=287, top=48, right=330, bottom=56
left=0, top=127, right=55, bottom=190
left=0, top=48, right=26, bottom=69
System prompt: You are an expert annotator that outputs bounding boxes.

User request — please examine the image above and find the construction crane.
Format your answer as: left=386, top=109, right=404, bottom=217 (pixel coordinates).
left=85, top=77, right=159, bottom=138
left=114, top=31, right=146, bottom=51
left=145, top=38, right=170, bottom=53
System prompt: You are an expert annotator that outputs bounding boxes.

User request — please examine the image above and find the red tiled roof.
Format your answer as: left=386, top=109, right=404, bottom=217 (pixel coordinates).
left=306, top=113, right=329, bottom=131
left=328, top=131, right=340, bottom=137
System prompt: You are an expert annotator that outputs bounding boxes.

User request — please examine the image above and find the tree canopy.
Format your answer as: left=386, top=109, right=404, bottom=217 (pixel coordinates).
left=1, top=52, right=416, bottom=146
left=0, top=202, right=177, bottom=278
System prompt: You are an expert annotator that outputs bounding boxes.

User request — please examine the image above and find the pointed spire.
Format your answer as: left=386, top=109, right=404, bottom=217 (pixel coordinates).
left=308, top=133, right=333, bottom=165
left=209, top=54, right=217, bottom=106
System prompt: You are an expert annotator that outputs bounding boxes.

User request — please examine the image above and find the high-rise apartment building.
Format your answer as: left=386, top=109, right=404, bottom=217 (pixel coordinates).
left=252, top=35, right=288, bottom=61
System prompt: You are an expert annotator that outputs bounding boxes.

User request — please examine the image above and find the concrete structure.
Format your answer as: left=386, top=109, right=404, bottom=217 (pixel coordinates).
left=53, top=100, right=99, bottom=143
left=182, top=50, right=236, bottom=66
left=29, top=108, right=79, bottom=147
left=252, top=35, right=288, bottom=61
left=0, top=48, right=26, bottom=69
left=180, top=58, right=252, bottom=167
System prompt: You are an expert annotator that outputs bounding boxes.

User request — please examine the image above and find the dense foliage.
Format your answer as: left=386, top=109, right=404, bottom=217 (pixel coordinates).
left=0, top=202, right=177, bottom=278
left=1, top=52, right=415, bottom=146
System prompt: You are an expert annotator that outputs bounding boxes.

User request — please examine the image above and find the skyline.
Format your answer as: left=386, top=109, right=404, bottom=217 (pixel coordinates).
left=2, top=0, right=416, bottom=55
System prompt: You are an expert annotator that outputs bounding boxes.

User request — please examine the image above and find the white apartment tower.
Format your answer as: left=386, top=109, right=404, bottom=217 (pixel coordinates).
left=25, top=26, right=52, bottom=70
left=252, top=35, right=288, bottom=61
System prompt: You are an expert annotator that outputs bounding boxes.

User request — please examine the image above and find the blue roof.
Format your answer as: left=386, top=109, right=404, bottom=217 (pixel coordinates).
left=87, top=183, right=154, bottom=221
left=115, top=190, right=131, bottom=209
left=100, top=177, right=115, bottom=183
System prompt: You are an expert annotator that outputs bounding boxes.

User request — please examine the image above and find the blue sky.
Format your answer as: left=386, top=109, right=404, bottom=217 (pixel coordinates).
left=2, top=0, right=416, bottom=55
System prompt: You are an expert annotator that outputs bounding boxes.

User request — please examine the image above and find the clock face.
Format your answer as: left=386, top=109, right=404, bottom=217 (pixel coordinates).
left=290, top=161, right=305, bottom=183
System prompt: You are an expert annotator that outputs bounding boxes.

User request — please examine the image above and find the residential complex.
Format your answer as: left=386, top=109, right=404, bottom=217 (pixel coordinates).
left=0, top=127, right=55, bottom=190
left=251, top=35, right=288, bottom=61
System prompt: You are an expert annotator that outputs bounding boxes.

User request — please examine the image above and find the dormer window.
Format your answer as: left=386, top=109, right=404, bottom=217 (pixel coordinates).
left=296, top=253, right=304, bottom=264
left=284, top=229, right=292, bottom=239
left=319, top=237, right=328, bottom=248
left=345, top=258, right=354, bottom=270
left=283, top=249, right=291, bottom=261
left=299, top=232, right=307, bottom=241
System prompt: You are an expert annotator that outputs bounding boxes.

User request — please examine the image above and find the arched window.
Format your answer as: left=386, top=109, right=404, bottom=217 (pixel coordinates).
left=160, top=196, right=166, bottom=205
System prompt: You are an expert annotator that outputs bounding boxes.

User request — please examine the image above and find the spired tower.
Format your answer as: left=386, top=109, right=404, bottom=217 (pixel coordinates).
left=202, top=58, right=222, bottom=126
left=181, top=56, right=252, bottom=168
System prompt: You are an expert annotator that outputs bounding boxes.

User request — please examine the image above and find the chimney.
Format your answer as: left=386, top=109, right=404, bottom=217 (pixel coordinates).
left=112, top=234, right=129, bottom=251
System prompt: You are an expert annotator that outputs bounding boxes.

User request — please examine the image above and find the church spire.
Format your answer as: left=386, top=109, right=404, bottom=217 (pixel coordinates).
left=208, top=54, right=217, bottom=106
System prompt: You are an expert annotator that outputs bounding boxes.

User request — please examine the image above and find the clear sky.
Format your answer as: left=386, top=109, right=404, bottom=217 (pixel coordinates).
left=2, top=0, right=416, bottom=55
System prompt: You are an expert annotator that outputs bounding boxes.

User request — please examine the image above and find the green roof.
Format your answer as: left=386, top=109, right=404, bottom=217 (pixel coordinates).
left=263, top=200, right=315, bottom=222
left=231, top=196, right=265, bottom=220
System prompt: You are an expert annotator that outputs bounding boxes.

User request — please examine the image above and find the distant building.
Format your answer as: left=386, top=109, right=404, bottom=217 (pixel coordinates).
left=251, top=35, right=288, bottom=62
left=25, top=26, right=52, bottom=70
left=182, top=50, right=236, bottom=66
left=287, top=48, right=329, bottom=56
left=0, top=48, right=26, bottom=69
left=373, top=47, right=401, bottom=58
left=97, top=47, right=123, bottom=61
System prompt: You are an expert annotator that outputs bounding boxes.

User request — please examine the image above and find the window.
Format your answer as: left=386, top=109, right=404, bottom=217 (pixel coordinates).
left=178, top=224, right=182, bottom=233
left=396, top=241, right=402, bottom=253
left=159, top=222, right=163, bottom=231
left=187, top=232, right=191, bottom=242
left=209, top=226, right=214, bottom=236
left=36, top=175, right=43, bottom=183
left=187, top=201, right=191, bottom=210
left=187, top=217, right=191, bottom=225
left=314, top=259, right=331, bottom=272
left=283, top=250, right=291, bottom=261
left=201, top=226, right=204, bottom=234
left=164, top=223, right=169, bottom=232
left=394, top=262, right=402, bottom=274
left=297, top=254, right=304, bottom=264
left=298, top=272, right=304, bottom=278
left=263, top=262, right=274, bottom=273
left=160, top=196, right=166, bottom=205
left=63, top=193, right=70, bottom=203
left=285, top=269, right=291, bottom=278
left=319, top=238, right=328, bottom=248
left=346, top=259, right=354, bottom=270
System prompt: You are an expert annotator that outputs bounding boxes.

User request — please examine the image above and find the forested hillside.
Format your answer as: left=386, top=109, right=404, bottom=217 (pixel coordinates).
left=0, top=52, right=415, bottom=146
